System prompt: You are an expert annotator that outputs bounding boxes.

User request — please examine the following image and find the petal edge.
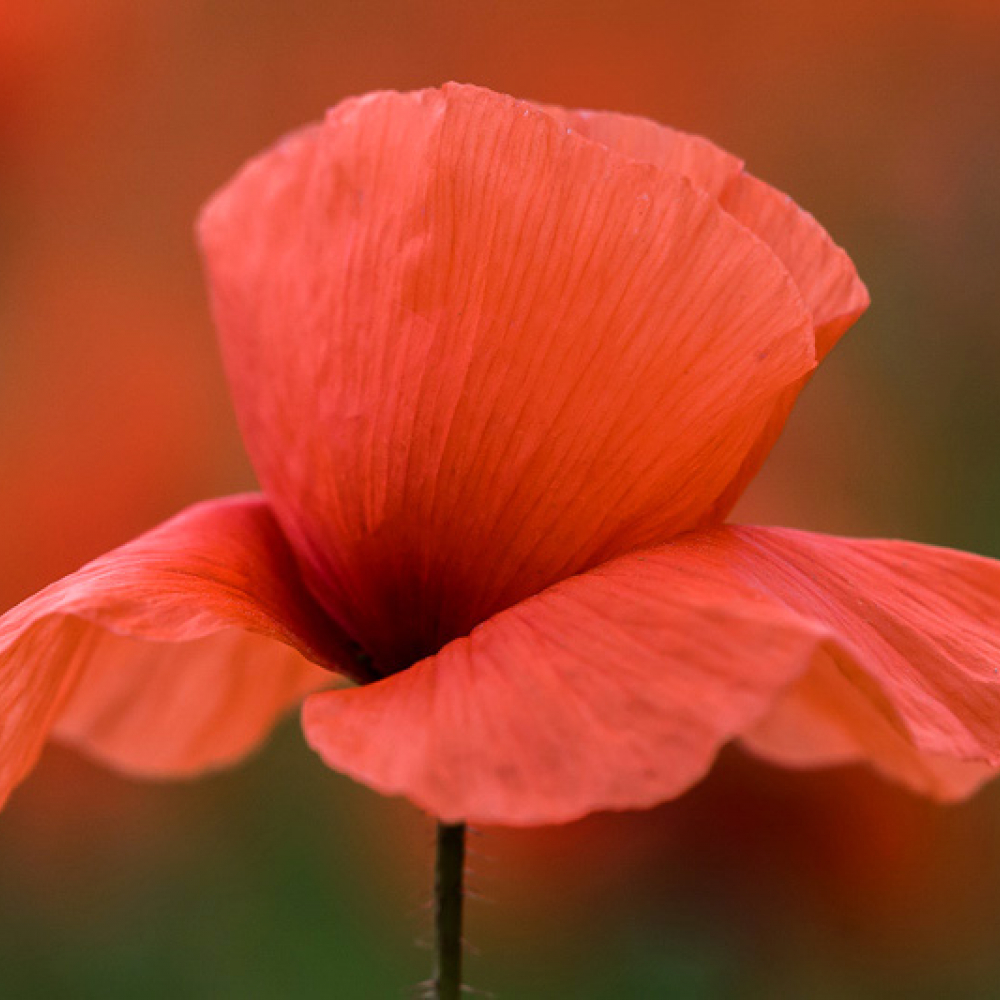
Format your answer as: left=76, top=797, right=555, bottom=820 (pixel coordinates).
left=302, top=539, right=832, bottom=825
left=0, top=495, right=349, bottom=808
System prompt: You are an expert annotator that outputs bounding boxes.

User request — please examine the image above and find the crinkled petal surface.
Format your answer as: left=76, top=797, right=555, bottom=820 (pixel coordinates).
left=200, top=83, right=816, bottom=674
left=0, top=495, right=347, bottom=809
left=536, top=104, right=870, bottom=518
left=536, top=104, right=869, bottom=365
left=303, top=526, right=1000, bottom=824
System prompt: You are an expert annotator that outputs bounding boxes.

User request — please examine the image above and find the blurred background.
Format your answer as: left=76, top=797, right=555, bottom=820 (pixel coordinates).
left=1, top=1, right=999, bottom=997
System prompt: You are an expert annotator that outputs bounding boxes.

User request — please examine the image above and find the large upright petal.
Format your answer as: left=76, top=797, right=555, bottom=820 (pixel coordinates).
left=303, top=526, right=1000, bottom=824
left=0, top=495, right=349, bottom=810
left=200, top=83, right=814, bottom=674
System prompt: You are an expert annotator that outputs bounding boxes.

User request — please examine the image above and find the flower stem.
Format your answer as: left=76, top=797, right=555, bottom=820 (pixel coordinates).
left=433, top=821, right=466, bottom=999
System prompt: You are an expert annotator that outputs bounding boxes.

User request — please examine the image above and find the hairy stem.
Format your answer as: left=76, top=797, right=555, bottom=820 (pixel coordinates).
left=433, top=822, right=466, bottom=999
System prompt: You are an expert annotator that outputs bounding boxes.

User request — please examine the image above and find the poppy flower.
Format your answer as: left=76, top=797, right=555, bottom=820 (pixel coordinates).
left=2, top=82, right=999, bottom=828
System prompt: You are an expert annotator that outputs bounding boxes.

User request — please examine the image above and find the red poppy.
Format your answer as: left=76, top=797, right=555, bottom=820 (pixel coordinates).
left=2, top=83, right=998, bottom=826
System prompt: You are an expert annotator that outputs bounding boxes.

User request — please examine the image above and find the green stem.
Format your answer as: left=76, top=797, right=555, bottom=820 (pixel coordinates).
left=433, top=822, right=466, bottom=999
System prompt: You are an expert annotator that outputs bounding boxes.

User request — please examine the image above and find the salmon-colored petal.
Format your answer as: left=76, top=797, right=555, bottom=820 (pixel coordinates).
left=305, top=524, right=1000, bottom=822
left=200, top=83, right=814, bottom=675
left=710, top=526, right=1000, bottom=799
left=0, top=495, right=351, bottom=809
left=302, top=541, right=832, bottom=825
left=532, top=109, right=870, bottom=521
left=527, top=104, right=869, bottom=356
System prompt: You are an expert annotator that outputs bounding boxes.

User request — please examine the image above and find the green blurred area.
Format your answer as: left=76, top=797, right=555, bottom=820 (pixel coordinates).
left=7, top=730, right=1000, bottom=999
left=0, top=724, right=423, bottom=999
left=1, top=1, right=1000, bottom=997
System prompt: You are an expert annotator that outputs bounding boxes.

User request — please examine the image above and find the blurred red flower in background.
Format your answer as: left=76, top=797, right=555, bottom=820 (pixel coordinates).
left=1, top=83, right=999, bottom=834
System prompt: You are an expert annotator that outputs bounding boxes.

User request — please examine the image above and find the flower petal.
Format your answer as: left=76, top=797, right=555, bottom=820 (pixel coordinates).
left=304, top=525, right=1000, bottom=823
left=525, top=108, right=871, bottom=522
left=302, top=541, right=831, bottom=825
left=199, top=83, right=814, bottom=673
left=717, top=527, right=1000, bottom=799
left=0, top=495, right=350, bottom=809
left=529, top=105, right=869, bottom=357
left=743, top=654, right=996, bottom=801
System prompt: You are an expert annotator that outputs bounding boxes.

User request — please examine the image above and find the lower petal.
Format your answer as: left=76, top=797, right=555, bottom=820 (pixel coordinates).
left=721, top=526, right=1000, bottom=799
left=303, top=526, right=1000, bottom=824
left=302, top=543, right=831, bottom=825
left=742, top=653, right=995, bottom=801
left=0, top=494, right=350, bottom=809
left=54, top=629, right=333, bottom=778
